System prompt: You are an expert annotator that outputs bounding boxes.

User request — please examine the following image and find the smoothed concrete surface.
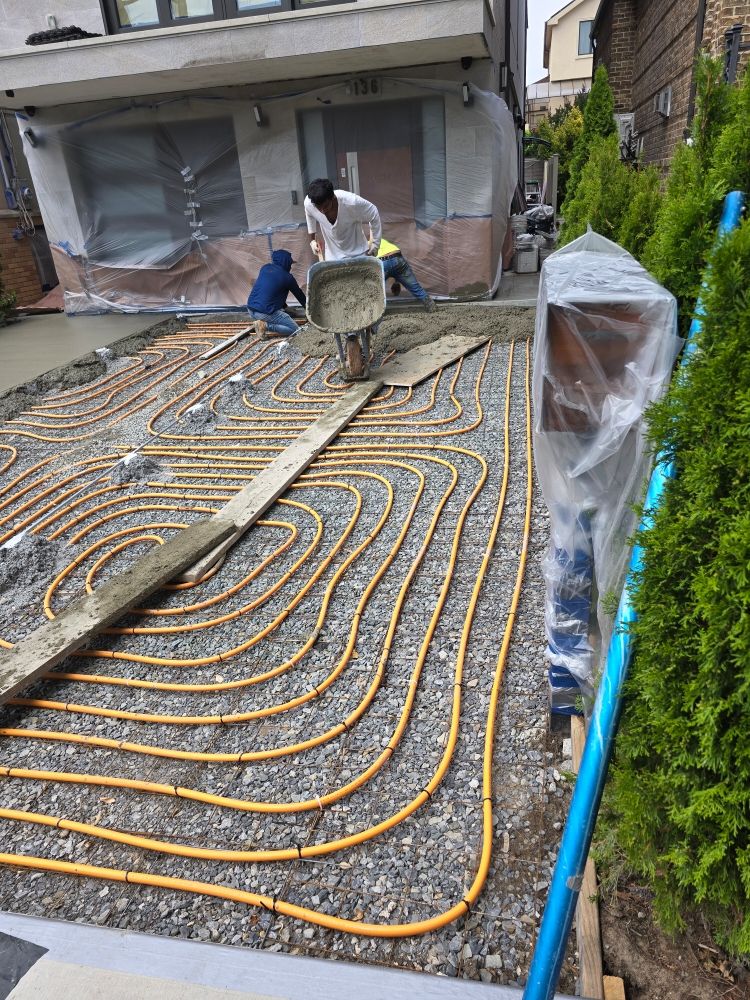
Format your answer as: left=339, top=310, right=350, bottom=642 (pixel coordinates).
left=0, top=911, right=568, bottom=1000
left=9, top=958, right=279, bottom=1000
left=0, top=314, right=158, bottom=394
left=495, top=270, right=540, bottom=302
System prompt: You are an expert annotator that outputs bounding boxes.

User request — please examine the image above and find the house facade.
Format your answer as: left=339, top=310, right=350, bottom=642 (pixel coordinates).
left=593, top=0, right=750, bottom=169
left=526, top=0, right=598, bottom=129
left=0, top=1, right=527, bottom=314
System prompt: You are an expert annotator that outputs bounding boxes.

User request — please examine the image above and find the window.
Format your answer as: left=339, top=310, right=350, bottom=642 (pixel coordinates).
left=578, top=19, right=593, bottom=56
left=101, top=0, right=351, bottom=32
left=652, top=86, right=672, bottom=117
left=67, top=116, right=247, bottom=266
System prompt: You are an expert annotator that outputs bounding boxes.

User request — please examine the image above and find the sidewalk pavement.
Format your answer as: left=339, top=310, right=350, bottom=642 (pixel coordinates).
left=0, top=313, right=158, bottom=395
left=0, top=911, right=569, bottom=1000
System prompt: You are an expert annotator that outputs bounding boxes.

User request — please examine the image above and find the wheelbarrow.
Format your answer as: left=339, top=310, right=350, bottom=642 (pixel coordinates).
left=305, top=257, right=386, bottom=380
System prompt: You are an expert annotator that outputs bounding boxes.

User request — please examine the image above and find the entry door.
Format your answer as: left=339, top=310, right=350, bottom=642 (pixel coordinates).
left=335, top=146, right=416, bottom=222
left=299, top=97, right=446, bottom=226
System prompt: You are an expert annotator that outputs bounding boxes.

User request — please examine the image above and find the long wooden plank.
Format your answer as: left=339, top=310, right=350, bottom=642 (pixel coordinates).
left=369, top=334, right=490, bottom=387
left=571, top=714, right=605, bottom=1000
left=199, top=325, right=253, bottom=360
left=177, top=380, right=383, bottom=584
left=0, top=518, right=235, bottom=707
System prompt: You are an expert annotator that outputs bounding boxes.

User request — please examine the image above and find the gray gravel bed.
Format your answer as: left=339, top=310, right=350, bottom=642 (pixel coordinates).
left=0, top=329, right=576, bottom=990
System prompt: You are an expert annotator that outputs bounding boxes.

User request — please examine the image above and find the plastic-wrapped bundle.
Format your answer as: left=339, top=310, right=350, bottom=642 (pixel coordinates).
left=532, top=230, right=680, bottom=712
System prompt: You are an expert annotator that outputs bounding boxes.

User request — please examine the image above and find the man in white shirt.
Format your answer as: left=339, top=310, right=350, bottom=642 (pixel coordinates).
left=304, top=177, right=382, bottom=261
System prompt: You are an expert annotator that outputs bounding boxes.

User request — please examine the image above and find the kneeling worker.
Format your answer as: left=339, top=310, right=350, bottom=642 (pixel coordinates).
left=247, top=249, right=306, bottom=338
left=378, top=237, right=436, bottom=312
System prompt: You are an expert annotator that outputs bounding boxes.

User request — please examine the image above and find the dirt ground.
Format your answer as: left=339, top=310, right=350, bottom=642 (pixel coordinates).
left=294, top=304, right=536, bottom=357
left=600, top=880, right=750, bottom=999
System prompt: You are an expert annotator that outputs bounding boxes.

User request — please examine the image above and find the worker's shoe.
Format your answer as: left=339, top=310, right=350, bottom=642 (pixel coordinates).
left=391, top=281, right=402, bottom=297
left=254, top=320, right=268, bottom=338
left=422, top=296, right=437, bottom=312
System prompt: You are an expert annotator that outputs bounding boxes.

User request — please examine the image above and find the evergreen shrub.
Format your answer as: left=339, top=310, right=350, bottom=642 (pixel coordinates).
left=557, top=135, right=660, bottom=252
left=610, top=217, right=750, bottom=954
left=531, top=104, right=585, bottom=205
left=643, top=58, right=750, bottom=328
left=561, top=65, right=617, bottom=220
left=0, top=263, right=15, bottom=326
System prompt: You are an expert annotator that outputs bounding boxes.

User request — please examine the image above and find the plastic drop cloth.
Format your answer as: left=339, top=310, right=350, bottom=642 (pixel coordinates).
left=0, top=930, right=47, bottom=997
left=532, top=230, right=680, bottom=709
left=16, top=79, right=517, bottom=315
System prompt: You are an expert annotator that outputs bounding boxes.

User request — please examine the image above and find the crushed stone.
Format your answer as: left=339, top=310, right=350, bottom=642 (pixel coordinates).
left=218, top=378, right=249, bottom=414
left=182, top=404, right=217, bottom=432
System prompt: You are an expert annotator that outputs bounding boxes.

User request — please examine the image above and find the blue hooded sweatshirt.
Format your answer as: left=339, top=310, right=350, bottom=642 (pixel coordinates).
left=247, top=249, right=306, bottom=315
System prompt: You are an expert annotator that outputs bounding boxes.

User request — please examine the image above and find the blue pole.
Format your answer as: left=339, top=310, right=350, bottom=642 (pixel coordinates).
left=523, top=190, right=746, bottom=1000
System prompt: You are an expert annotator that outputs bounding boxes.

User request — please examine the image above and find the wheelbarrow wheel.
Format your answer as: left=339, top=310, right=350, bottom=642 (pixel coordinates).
left=345, top=336, right=364, bottom=379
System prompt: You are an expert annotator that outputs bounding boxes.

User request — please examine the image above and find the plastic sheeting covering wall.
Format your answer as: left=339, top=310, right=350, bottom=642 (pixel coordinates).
left=532, top=231, right=680, bottom=712
left=16, top=79, right=517, bottom=314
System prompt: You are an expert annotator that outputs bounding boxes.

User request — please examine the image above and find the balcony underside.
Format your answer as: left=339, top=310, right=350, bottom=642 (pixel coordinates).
left=0, top=0, right=491, bottom=109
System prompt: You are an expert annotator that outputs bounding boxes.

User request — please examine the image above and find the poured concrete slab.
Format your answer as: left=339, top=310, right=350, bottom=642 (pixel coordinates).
left=8, top=959, right=275, bottom=1000
left=371, top=335, right=490, bottom=387
left=0, top=912, right=575, bottom=1000
left=495, top=270, right=540, bottom=303
left=0, top=518, right=235, bottom=706
left=0, top=313, right=158, bottom=395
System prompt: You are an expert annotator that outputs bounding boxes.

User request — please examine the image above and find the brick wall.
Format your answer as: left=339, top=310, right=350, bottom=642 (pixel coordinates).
left=631, top=0, right=698, bottom=170
left=0, top=214, right=43, bottom=306
left=594, top=0, right=637, bottom=112
left=703, top=0, right=750, bottom=72
left=595, top=0, right=750, bottom=170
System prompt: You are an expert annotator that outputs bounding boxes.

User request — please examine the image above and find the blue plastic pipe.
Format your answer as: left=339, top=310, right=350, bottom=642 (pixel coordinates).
left=523, top=190, right=746, bottom=1000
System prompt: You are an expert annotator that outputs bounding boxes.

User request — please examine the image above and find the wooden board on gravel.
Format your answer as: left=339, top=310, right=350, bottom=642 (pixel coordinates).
left=176, top=379, right=383, bottom=584
left=0, top=517, right=236, bottom=707
left=370, top=334, right=491, bottom=387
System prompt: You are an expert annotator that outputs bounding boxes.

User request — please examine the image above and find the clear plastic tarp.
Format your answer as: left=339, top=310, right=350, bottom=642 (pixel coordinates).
left=16, top=79, right=518, bottom=314
left=532, top=230, right=680, bottom=711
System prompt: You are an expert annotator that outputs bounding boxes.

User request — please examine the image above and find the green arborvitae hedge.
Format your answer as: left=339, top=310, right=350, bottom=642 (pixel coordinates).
left=557, top=134, right=661, bottom=253
left=0, top=268, right=15, bottom=326
left=585, top=58, right=750, bottom=956
left=530, top=104, right=585, bottom=206
left=556, top=62, right=662, bottom=253
left=558, top=134, right=631, bottom=244
left=616, top=166, right=662, bottom=261
left=643, top=58, right=749, bottom=330
left=561, top=65, right=617, bottom=221
left=609, top=215, right=750, bottom=954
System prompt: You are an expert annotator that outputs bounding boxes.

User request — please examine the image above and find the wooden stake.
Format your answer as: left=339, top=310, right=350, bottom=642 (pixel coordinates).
left=571, top=714, right=605, bottom=1000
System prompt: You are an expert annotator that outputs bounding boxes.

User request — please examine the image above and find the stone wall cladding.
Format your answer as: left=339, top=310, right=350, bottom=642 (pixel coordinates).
left=703, top=0, right=750, bottom=72
left=631, top=0, right=698, bottom=169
